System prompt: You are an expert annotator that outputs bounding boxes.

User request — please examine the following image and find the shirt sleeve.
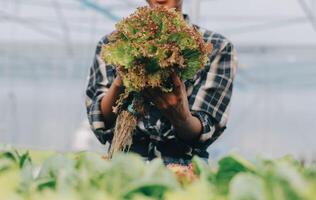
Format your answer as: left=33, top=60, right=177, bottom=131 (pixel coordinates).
left=188, top=39, right=238, bottom=151
left=85, top=36, right=116, bottom=144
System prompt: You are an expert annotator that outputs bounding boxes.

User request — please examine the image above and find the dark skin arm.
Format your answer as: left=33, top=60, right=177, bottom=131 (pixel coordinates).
left=144, top=72, right=203, bottom=142
left=100, top=77, right=124, bottom=129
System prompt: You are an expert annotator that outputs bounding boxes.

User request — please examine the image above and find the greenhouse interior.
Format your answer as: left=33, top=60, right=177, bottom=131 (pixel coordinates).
left=1, top=0, right=316, bottom=199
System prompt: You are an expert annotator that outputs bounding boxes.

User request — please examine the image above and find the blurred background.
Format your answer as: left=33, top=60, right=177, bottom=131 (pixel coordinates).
left=0, top=0, right=315, bottom=161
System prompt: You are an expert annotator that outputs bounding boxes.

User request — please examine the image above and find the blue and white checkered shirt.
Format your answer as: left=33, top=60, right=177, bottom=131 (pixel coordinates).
left=85, top=14, right=238, bottom=163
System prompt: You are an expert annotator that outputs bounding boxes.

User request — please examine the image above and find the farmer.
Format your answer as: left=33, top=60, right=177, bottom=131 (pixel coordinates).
left=85, top=0, right=237, bottom=165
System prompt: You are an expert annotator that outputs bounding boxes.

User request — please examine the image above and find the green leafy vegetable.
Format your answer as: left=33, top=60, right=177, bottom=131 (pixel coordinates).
left=1, top=148, right=316, bottom=200
left=102, top=6, right=212, bottom=95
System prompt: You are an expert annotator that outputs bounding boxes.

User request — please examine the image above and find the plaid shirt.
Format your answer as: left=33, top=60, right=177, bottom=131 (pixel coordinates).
left=85, top=14, right=237, bottom=163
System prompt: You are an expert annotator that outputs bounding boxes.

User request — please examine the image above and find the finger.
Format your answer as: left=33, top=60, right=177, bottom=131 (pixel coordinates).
left=150, top=87, right=181, bottom=109
left=146, top=88, right=167, bottom=109
left=171, top=72, right=183, bottom=95
left=162, top=92, right=179, bottom=107
left=152, top=88, right=176, bottom=105
left=171, top=72, right=181, bottom=87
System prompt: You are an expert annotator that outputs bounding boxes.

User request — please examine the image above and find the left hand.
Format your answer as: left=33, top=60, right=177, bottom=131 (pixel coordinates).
left=144, top=72, right=192, bottom=125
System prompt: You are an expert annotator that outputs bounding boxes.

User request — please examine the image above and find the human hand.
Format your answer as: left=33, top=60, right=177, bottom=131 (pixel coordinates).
left=144, top=72, right=192, bottom=125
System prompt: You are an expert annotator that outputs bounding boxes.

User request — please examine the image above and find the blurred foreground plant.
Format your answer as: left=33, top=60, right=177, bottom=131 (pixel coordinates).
left=1, top=146, right=316, bottom=200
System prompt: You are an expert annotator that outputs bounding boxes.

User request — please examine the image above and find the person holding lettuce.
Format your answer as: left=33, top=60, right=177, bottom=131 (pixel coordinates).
left=85, top=0, right=237, bottom=165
